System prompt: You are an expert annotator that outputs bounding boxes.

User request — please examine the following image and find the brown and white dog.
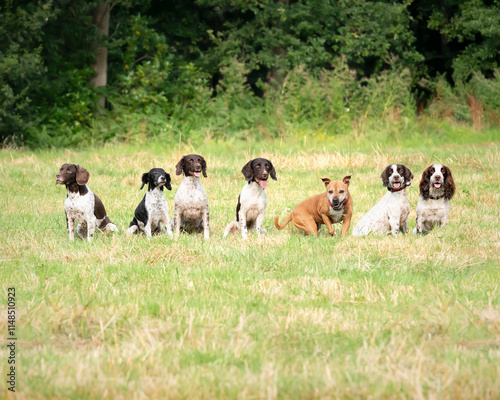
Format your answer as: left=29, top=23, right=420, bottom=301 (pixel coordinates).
left=223, top=158, right=277, bottom=239
left=414, top=164, right=455, bottom=235
left=171, top=154, right=210, bottom=239
left=274, top=176, right=353, bottom=237
left=56, top=164, right=117, bottom=240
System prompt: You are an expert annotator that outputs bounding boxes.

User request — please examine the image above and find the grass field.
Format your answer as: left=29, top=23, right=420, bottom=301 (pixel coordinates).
left=1, top=131, right=499, bottom=399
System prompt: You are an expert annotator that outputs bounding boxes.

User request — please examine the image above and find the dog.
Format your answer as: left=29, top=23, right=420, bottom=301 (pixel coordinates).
left=127, top=168, right=172, bottom=238
left=414, top=164, right=456, bottom=235
left=223, top=158, right=277, bottom=238
left=274, top=176, right=353, bottom=237
left=352, top=164, right=413, bottom=236
left=172, top=154, right=210, bottom=239
left=56, top=163, right=117, bottom=240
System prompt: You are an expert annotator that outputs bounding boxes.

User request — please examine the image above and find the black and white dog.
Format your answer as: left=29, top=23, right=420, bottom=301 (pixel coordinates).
left=172, top=154, right=210, bottom=240
left=56, top=163, right=117, bottom=240
left=223, top=158, right=277, bottom=239
left=127, top=168, right=173, bottom=238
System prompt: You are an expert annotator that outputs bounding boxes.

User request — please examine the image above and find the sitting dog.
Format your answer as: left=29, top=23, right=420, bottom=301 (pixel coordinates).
left=414, top=164, right=455, bottom=235
left=352, top=164, right=413, bottom=236
left=274, top=176, right=353, bottom=237
left=127, top=168, right=172, bottom=238
left=56, top=163, right=117, bottom=240
left=172, top=154, right=210, bottom=239
left=223, top=158, right=277, bottom=238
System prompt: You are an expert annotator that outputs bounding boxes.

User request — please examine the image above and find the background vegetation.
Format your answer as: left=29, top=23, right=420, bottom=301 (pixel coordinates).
left=1, top=0, right=500, bottom=148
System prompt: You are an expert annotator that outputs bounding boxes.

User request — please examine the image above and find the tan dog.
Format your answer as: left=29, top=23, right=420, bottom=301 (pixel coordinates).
left=274, top=176, right=353, bottom=237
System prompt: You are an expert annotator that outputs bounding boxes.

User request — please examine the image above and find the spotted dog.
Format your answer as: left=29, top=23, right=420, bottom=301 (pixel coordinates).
left=56, top=163, right=117, bottom=240
left=172, top=154, right=210, bottom=240
left=352, top=164, right=413, bottom=236
left=127, top=168, right=172, bottom=238
left=223, top=158, right=277, bottom=238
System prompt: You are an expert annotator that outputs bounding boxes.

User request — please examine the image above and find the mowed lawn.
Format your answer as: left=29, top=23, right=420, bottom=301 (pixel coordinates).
left=0, top=137, right=499, bottom=399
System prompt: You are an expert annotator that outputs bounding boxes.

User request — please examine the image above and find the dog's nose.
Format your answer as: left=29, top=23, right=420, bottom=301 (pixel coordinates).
left=262, top=172, right=268, bottom=178
left=333, top=196, right=339, bottom=203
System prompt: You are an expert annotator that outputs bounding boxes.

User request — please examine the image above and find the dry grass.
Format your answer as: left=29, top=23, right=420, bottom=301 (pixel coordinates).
left=0, top=139, right=499, bottom=399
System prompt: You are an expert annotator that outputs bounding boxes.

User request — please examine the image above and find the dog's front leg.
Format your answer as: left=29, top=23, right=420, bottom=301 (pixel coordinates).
left=202, top=207, right=210, bottom=240
left=144, top=222, right=152, bottom=239
left=321, top=214, right=336, bottom=236
left=341, top=216, right=352, bottom=237
left=239, top=209, right=248, bottom=239
left=415, top=216, right=423, bottom=235
left=87, top=216, right=97, bottom=240
left=255, top=212, right=266, bottom=237
left=173, top=207, right=181, bottom=238
left=67, top=214, right=75, bottom=241
left=389, top=215, right=400, bottom=236
left=163, top=214, right=173, bottom=237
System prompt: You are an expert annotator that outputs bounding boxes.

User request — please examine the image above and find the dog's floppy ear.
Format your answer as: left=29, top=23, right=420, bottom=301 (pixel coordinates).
left=443, top=165, right=455, bottom=199
left=342, top=175, right=351, bottom=186
left=419, top=165, right=432, bottom=199
left=321, top=178, right=331, bottom=187
left=166, top=173, right=172, bottom=191
left=269, top=160, right=277, bottom=181
left=175, top=156, right=185, bottom=176
left=201, top=156, right=208, bottom=178
left=241, top=160, right=254, bottom=181
left=380, top=166, right=391, bottom=187
left=140, top=172, right=149, bottom=190
left=401, top=165, right=413, bottom=186
left=76, top=165, right=89, bottom=186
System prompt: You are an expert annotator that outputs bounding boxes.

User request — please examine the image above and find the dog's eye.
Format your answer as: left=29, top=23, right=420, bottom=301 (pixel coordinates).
left=328, top=190, right=333, bottom=194
left=256, top=164, right=260, bottom=168
left=339, top=190, right=345, bottom=194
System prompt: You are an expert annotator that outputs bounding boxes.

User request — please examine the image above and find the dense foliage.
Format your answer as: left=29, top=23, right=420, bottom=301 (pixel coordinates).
left=1, top=0, right=499, bottom=147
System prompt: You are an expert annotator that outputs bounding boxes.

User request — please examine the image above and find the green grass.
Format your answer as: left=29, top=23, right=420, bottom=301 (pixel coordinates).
left=1, top=130, right=499, bottom=399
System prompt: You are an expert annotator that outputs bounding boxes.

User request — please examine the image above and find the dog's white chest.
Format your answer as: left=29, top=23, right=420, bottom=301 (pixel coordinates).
left=175, top=176, right=208, bottom=220
left=146, top=188, right=168, bottom=226
left=65, top=187, right=94, bottom=223
left=241, top=182, right=267, bottom=221
left=328, top=207, right=344, bottom=222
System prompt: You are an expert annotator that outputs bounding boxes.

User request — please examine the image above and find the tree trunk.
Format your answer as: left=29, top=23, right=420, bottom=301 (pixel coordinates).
left=90, top=2, right=110, bottom=109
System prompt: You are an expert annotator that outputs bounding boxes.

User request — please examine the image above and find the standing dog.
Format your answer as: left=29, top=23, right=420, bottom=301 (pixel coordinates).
left=223, top=158, right=277, bottom=238
left=352, top=164, right=413, bottom=236
left=274, top=176, right=353, bottom=237
left=127, top=168, right=172, bottom=238
left=414, top=164, right=455, bottom=235
left=172, top=154, right=210, bottom=239
left=56, top=163, right=117, bottom=240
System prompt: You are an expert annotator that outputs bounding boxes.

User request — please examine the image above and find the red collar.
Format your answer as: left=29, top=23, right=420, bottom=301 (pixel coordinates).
left=388, top=186, right=406, bottom=193
left=328, top=195, right=350, bottom=210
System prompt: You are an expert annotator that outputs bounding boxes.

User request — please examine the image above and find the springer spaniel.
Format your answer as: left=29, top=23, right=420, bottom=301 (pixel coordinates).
left=127, top=168, right=173, bottom=238
left=414, top=164, right=455, bottom=235
left=172, top=154, right=210, bottom=239
left=56, top=164, right=117, bottom=240
left=223, top=158, right=277, bottom=238
left=352, top=164, right=413, bottom=236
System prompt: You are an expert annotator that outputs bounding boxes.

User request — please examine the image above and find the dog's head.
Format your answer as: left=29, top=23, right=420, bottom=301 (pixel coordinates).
left=380, top=164, right=413, bottom=191
left=175, top=154, right=207, bottom=178
left=241, top=158, right=277, bottom=189
left=420, top=164, right=455, bottom=200
left=321, top=175, right=351, bottom=210
left=141, top=168, right=171, bottom=191
left=56, top=164, right=89, bottom=186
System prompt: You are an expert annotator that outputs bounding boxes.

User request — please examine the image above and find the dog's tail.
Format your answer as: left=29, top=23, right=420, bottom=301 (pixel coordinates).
left=223, top=221, right=239, bottom=238
left=274, top=214, right=292, bottom=230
